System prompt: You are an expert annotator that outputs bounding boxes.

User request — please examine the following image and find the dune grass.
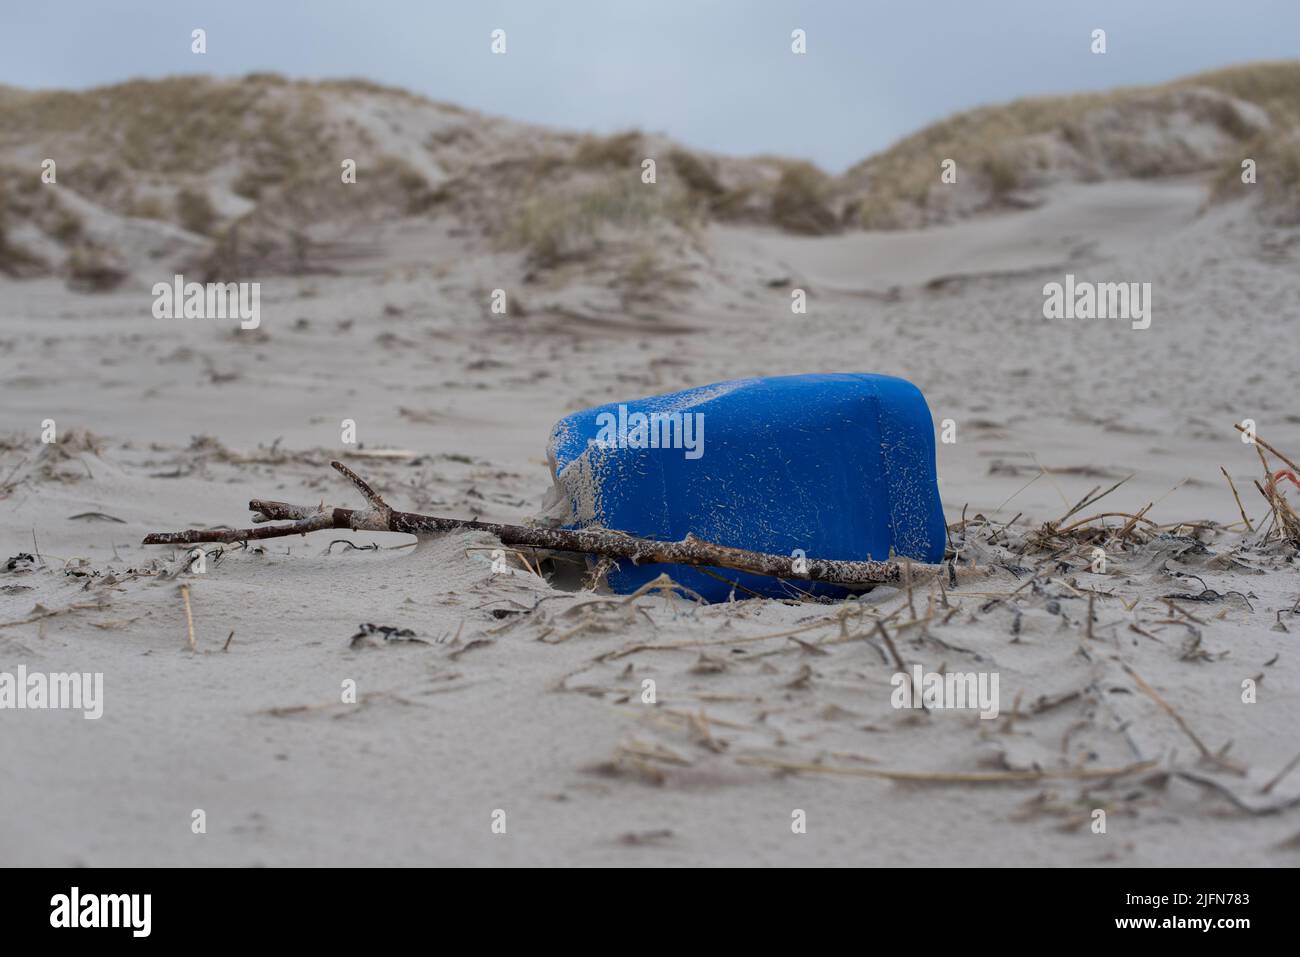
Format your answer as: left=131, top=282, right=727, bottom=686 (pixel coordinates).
left=1212, top=133, right=1300, bottom=224
left=770, top=161, right=838, bottom=234
left=0, top=164, right=85, bottom=274
left=506, top=173, right=700, bottom=266
left=843, top=61, right=1300, bottom=228
left=1, top=61, right=1297, bottom=276
left=176, top=188, right=217, bottom=235
left=574, top=130, right=644, bottom=169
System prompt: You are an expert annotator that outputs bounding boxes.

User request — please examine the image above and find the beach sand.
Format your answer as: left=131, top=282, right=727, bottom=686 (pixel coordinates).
left=3, top=119, right=1300, bottom=866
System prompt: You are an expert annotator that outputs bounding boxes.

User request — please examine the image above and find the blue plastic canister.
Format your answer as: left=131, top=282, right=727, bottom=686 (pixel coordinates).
left=545, top=373, right=945, bottom=601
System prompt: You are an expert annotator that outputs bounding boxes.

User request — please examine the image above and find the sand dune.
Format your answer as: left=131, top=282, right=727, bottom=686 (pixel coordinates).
left=2, top=67, right=1300, bottom=866
left=713, top=177, right=1207, bottom=293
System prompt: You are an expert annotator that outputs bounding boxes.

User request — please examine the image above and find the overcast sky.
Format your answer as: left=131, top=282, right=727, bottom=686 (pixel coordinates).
left=2, top=1, right=1297, bottom=171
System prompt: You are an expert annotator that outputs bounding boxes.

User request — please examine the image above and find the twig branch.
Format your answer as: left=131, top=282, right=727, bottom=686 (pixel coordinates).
left=1122, top=662, right=1244, bottom=775
left=736, top=754, right=1157, bottom=784
left=1220, top=466, right=1253, bottom=532
left=143, top=461, right=980, bottom=588
left=1236, top=422, right=1300, bottom=476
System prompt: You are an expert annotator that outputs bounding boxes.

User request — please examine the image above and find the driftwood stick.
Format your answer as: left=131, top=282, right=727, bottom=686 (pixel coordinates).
left=143, top=461, right=977, bottom=588
left=1235, top=422, right=1300, bottom=476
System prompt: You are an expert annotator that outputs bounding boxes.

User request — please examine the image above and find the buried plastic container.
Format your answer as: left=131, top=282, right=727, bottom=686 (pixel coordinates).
left=545, top=373, right=945, bottom=602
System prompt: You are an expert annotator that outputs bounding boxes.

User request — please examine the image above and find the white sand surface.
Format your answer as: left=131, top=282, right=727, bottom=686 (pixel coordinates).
left=2, top=172, right=1299, bottom=866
